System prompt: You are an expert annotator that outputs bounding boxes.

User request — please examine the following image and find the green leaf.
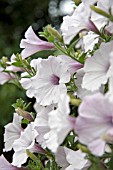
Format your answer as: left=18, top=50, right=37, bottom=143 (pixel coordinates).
left=21, top=119, right=29, bottom=124
left=12, top=61, right=23, bottom=67
left=78, top=52, right=86, bottom=64
left=12, top=98, right=31, bottom=110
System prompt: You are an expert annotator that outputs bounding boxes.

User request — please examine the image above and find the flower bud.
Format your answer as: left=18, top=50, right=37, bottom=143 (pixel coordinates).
left=47, top=25, right=62, bottom=42
left=15, top=108, right=34, bottom=121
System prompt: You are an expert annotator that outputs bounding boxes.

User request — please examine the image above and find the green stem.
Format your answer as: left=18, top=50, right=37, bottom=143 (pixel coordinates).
left=26, top=150, right=44, bottom=169
left=18, top=55, right=33, bottom=77
left=54, top=42, right=80, bottom=63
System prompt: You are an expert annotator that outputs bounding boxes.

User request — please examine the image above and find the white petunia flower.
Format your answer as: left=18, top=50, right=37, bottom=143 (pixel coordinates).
left=6, top=54, right=23, bottom=72
left=34, top=103, right=54, bottom=148
left=0, top=154, right=26, bottom=170
left=61, top=3, right=99, bottom=44
left=75, top=93, right=113, bottom=156
left=55, top=147, right=90, bottom=170
left=4, top=113, right=23, bottom=152
left=82, top=41, right=113, bottom=91
left=76, top=69, right=96, bottom=99
left=20, top=26, right=54, bottom=59
left=91, top=0, right=113, bottom=33
left=31, top=56, right=71, bottom=106
left=12, top=123, right=44, bottom=167
left=58, top=55, right=83, bottom=75
left=20, top=58, right=42, bottom=98
left=83, top=31, right=99, bottom=53
left=0, top=65, right=16, bottom=85
left=45, top=95, right=76, bottom=153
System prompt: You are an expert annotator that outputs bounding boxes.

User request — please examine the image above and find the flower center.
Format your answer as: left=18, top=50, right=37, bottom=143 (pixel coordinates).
left=51, top=74, right=60, bottom=85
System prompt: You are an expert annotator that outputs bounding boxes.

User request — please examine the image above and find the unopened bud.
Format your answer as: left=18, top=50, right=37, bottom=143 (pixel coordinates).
left=1, top=56, right=8, bottom=65
left=69, top=94, right=81, bottom=106
left=73, top=0, right=81, bottom=5
left=47, top=25, right=62, bottom=42
left=77, top=144, right=90, bottom=153
left=16, top=108, right=34, bottom=121
left=90, top=5, right=110, bottom=19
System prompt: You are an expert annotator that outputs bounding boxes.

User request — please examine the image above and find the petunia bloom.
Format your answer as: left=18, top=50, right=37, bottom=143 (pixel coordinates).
left=0, top=65, right=16, bottom=85
left=82, top=41, right=113, bottom=91
left=0, top=154, right=27, bottom=170
left=31, top=56, right=71, bottom=106
left=4, top=113, right=23, bottom=152
left=6, top=54, right=24, bottom=72
left=55, top=147, right=90, bottom=170
left=58, top=55, right=83, bottom=75
left=20, top=26, right=54, bottom=59
left=20, top=58, right=42, bottom=98
left=75, top=93, right=113, bottom=156
left=91, top=0, right=113, bottom=34
left=45, top=95, right=76, bottom=152
left=82, top=31, right=99, bottom=53
left=34, top=103, right=54, bottom=148
left=61, top=3, right=99, bottom=44
left=12, top=123, right=44, bottom=167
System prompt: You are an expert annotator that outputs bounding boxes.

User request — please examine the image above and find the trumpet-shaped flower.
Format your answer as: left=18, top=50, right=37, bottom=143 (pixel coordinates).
left=82, top=41, right=113, bottom=91
left=0, top=66, right=16, bottom=85
left=83, top=32, right=99, bottom=53
left=45, top=95, right=76, bottom=152
left=20, top=26, right=54, bottom=59
left=61, top=3, right=99, bottom=44
left=6, top=54, right=23, bottom=72
left=4, top=113, right=23, bottom=152
left=0, top=155, right=26, bottom=170
left=34, top=103, right=54, bottom=148
left=75, top=93, right=113, bottom=156
left=55, top=147, right=90, bottom=170
left=12, top=123, right=44, bottom=167
left=91, top=0, right=113, bottom=33
left=76, top=69, right=95, bottom=99
left=20, top=58, right=42, bottom=98
left=58, top=55, right=83, bottom=75
left=31, top=56, right=71, bottom=106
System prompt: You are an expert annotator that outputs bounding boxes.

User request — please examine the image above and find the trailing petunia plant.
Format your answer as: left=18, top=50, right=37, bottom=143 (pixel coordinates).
left=1, top=0, right=113, bottom=169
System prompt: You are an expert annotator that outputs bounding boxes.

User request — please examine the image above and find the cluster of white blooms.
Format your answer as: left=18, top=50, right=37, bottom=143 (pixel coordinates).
left=1, top=0, right=113, bottom=169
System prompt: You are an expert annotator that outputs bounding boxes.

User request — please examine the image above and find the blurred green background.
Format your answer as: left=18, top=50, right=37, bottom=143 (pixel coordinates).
left=0, top=0, right=75, bottom=155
